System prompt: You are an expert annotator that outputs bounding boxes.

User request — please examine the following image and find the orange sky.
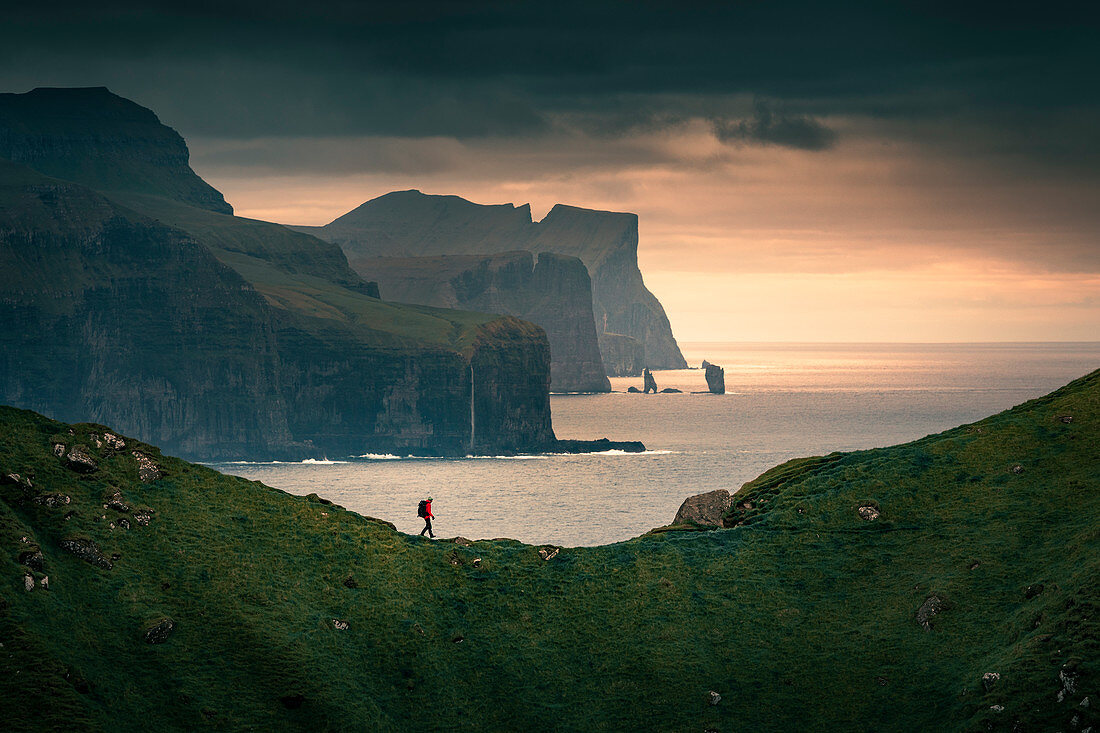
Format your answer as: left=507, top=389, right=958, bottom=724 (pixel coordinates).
left=194, top=117, right=1100, bottom=343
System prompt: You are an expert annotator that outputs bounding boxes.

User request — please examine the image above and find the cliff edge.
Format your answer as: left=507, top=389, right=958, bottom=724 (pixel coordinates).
left=0, top=88, right=555, bottom=459
left=354, top=251, right=611, bottom=393
left=300, top=190, right=687, bottom=376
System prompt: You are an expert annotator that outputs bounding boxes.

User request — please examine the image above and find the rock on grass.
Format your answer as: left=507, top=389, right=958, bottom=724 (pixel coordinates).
left=143, top=617, right=175, bottom=644
left=59, top=536, right=113, bottom=570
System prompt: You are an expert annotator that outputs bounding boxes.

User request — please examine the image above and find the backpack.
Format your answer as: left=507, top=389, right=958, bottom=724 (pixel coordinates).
left=417, top=500, right=428, bottom=518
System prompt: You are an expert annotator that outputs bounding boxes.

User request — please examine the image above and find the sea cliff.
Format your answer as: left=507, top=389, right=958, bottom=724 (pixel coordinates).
left=356, top=251, right=610, bottom=392
left=299, top=189, right=687, bottom=376
left=0, top=88, right=556, bottom=459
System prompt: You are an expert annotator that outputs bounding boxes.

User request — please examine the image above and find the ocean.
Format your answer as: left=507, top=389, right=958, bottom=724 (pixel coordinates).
left=209, top=342, right=1100, bottom=547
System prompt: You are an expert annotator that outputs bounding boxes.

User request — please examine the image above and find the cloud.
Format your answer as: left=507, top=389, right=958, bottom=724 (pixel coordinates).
left=712, top=100, right=837, bottom=150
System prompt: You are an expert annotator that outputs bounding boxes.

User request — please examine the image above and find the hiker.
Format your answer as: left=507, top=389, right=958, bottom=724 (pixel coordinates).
left=417, top=496, right=435, bottom=538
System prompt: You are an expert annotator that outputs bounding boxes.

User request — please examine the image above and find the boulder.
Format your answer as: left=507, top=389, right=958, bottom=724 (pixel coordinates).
left=704, top=362, right=725, bottom=394
left=2, top=472, right=33, bottom=491
left=132, top=509, right=154, bottom=526
left=673, top=489, right=733, bottom=526
left=626, top=386, right=642, bottom=393
left=659, top=388, right=682, bottom=393
left=708, top=691, right=722, bottom=706
left=19, top=549, right=45, bottom=571
left=332, top=619, right=349, bottom=631
left=538, top=547, right=560, bottom=561
left=858, top=505, right=880, bottom=521
left=64, top=445, right=98, bottom=473
left=103, top=490, right=130, bottom=513
left=982, top=672, right=1001, bottom=691
left=34, top=493, right=71, bottom=508
left=643, top=368, right=658, bottom=394
left=23, top=574, right=34, bottom=592
left=103, top=432, right=126, bottom=450
left=133, top=451, right=161, bottom=482
left=59, top=536, right=113, bottom=569
left=916, top=594, right=945, bottom=631
left=143, top=617, right=175, bottom=644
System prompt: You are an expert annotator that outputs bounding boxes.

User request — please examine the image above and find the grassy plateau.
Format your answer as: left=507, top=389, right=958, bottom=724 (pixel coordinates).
left=0, top=370, right=1097, bottom=731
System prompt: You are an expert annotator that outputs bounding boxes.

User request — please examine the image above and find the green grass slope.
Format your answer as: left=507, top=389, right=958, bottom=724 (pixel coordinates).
left=110, top=191, right=504, bottom=353
left=1, top=371, right=1097, bottom=731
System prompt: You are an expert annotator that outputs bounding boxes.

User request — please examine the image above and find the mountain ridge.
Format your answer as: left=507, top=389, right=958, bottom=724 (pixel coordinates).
left=299, top=189, right=688, bottom=375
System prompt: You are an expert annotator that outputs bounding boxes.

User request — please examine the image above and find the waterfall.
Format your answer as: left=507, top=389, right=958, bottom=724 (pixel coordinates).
left=469, top=363, right=475, bottom=452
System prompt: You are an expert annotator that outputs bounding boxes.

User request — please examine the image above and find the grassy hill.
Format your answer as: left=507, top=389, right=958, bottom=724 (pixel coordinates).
left=1, top=370, right=1097, bottom=731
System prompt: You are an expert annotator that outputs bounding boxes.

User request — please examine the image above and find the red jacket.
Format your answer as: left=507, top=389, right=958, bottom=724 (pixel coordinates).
left=424, top=500, right=433, bottom=519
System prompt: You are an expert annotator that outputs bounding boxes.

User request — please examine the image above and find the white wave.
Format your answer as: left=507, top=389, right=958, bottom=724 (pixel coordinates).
left=462, top=454, right=549, bottom=460
left=562, top=449, right=676, bottom=456
left=299, top=458, right=348, bottom=465
left=355, top=453, right=404, bottom=460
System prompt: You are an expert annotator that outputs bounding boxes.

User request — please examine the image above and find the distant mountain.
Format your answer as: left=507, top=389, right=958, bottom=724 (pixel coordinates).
left=0, top=88, right=555, bottom=458
left=298, top=190, right=688, bottom=376
left=353, top=251, right=611, bottom=393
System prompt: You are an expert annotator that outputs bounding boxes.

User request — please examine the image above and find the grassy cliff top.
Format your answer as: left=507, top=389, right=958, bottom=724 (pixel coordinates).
left=0, top=87, right=231, bottom=215
left=1, top=369, right=1096, bottom=730
left=0, top=159, right=509, bottom=354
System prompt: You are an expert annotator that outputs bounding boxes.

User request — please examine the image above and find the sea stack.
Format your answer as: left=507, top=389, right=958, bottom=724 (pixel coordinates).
left=705, top=363, right=725, bottom=394
left=643, top=368, right=658, bottom=394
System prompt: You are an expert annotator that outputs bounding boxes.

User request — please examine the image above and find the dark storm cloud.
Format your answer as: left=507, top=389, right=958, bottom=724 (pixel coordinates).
left=3, top=0, right=1100, bottom=178
left=713, top=101, right=837, bottom=151
left=4, top=1, right=1099, bottom=134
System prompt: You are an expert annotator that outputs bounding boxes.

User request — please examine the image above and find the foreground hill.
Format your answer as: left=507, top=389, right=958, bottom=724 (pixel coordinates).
left=1, top=371, right=1096, bottom=731
left=0, top=88, right=556, bottom=459
left=299, top=190, right=687, bottom=376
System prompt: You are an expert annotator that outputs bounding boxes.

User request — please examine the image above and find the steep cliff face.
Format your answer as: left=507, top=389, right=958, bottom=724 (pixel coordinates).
left=0, top=89, right=555, bottom=459
left=351, top=251, right=610, bottom=392
left=273, top=314, right=553, bottom=456
left=467, top=316, right=555, bottom=452
left=528, top=205, right=687, bottom=373
left=0, top=87, right=231, bottom=215
left=0, top=160, right=292, bottom=459
left=302, top=190, right=686, bottom=376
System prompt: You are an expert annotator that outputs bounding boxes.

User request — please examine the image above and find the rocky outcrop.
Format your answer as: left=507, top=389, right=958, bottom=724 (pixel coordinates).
left=59, top=536, right=112, bottom=570
left=529, top=205, right=687, bottom=373
left=673, top=489, right=734, bottom=526
left=0, top=89, right=559, bottom=460
left=353, top=251, right=610, bottom=393
left=597, top=332, right=645, bottom=378
left=0, top=87, right=231, bottom=214
left=63, top=446, right=98, bottom=473
left=142, top=617, right=175, bottom=644
left=916, top=595, right=945, bottom=631
left=643, top=368, right=658, bottom=394
left=705, top=363, right=725, bottom=394
left=298, top=190, right=687, bottom=376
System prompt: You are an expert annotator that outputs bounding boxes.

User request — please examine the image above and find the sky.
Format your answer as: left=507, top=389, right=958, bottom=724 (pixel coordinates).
left=4, top=1, right=1099, bottom=342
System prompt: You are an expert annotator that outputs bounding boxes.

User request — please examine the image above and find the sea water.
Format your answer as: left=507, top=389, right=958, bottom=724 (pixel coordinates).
left=210, top=342, right=1100, bottom=547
